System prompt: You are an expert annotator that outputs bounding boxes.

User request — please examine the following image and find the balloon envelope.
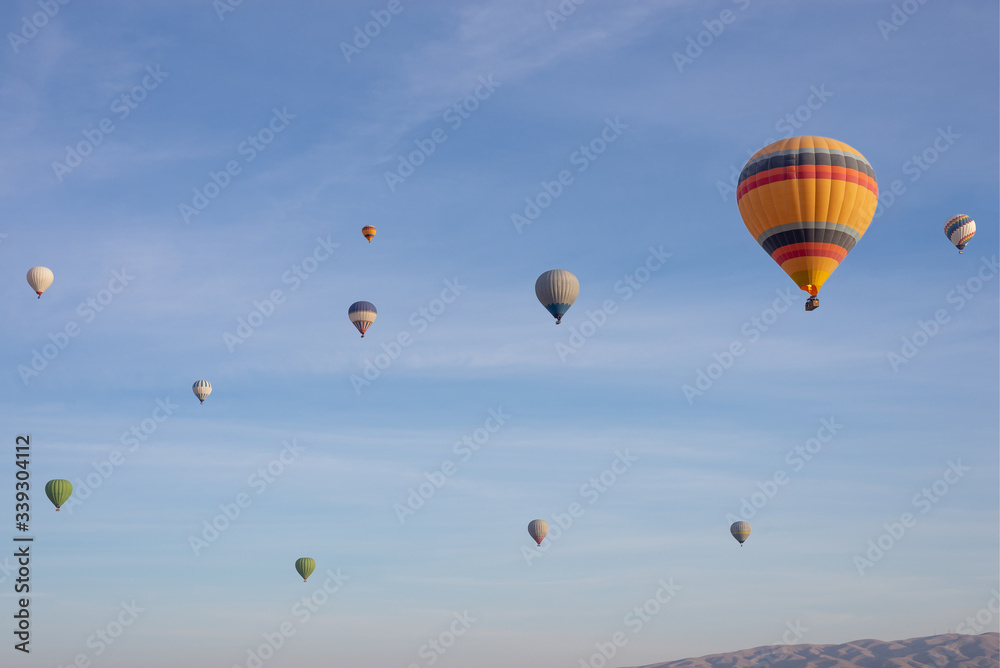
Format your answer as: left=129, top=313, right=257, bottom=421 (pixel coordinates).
left=945, top=215, right=975, bottom=253
left=535, top=270, right=579, bottom=324
left=737, top=136, right=878, bottom=298
left=45, top=479, right=73, bottom=510
left=362, top=225, right=377, bottom=242
left=27, top=266, right=54, bottom=298
left=730, top=521, right=751, bottom=545
left=349, top=301, right=377, bottom=337
left=295, top=557, right=316, bottom=582
left=192, top=380, right=212, bottom=404
left=528, top=519, right=549, bottom=545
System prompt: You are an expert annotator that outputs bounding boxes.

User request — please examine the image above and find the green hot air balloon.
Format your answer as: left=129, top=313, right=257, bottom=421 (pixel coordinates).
left=45, top=479, right=73, bottom=511
left=295, top=557, right=316, bottom=582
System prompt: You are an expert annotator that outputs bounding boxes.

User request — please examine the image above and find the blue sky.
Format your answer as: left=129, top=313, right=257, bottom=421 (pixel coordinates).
left=1, top=1, right=997, bottom=666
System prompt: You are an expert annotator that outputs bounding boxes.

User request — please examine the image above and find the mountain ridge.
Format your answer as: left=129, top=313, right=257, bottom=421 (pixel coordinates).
left=629, top=632, right=999, bottom=667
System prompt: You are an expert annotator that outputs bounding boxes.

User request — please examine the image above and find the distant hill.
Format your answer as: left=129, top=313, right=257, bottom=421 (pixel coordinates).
left=630, top=632, right=998, bottom=667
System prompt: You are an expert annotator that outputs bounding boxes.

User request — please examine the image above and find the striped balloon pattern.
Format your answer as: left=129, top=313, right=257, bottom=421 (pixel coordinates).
left=535, top=270, right=579, bottom=324
left=528, top=519, right=549, bottom=546
left=45, top=479, right=73, bottom=511
left=362, top=225, right=377, bottom=243
left=295, top=557, right=316, bottom=582
left=192, top=380, right=212, bottom=404
left=730, top=521, right=751, bottom=545
left=737, top=136, right=878, bottom=298
left=349, top=301, right=377, bottom=337
left=944, top=214, right=975, bottom=253
left=26, top=266, right=54, bottom=298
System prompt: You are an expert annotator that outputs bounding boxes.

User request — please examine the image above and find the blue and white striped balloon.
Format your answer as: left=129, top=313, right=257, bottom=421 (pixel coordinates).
left=349, top=301, right=377, bottom=338
left=192, top=380, right=212, bottom=404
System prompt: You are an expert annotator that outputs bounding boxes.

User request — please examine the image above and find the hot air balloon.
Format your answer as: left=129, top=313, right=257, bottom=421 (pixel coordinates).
left=27, top=267, right=54, bottom=299
left=362, top=225, right=377, bottom=243
left=730, top=521, right=751, bottom=546
left=348, top=301, right=377, bottom=337
left=737, top=136, right=878, bottom=311
left=535, top=270, right=579, bottom=324
left=45, top=479, right=73, bottom=511
left=295, top=557, right=316, bottom=582
left=192, top=380, right=212, bottom=404
left=528, top=519, right=549, bottom=546
left=945, top=215, right=975, bottom=253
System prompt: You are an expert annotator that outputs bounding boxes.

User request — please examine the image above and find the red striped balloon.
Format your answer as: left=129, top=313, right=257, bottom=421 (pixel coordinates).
left=737, top=137, right=878, bottom=302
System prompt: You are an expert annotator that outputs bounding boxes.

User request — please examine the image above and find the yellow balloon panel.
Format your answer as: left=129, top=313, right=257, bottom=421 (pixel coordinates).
left=737, top=136, right=878, bottom=295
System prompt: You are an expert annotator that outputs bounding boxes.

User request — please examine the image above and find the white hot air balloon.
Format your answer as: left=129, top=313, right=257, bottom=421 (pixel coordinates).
left=27, top=267, right=54, bottom=299
left=528, top=519, right=549, bottom=546
left=192, top=380, right=212, bottom=404
left=535, top=270, right=579, bottom=324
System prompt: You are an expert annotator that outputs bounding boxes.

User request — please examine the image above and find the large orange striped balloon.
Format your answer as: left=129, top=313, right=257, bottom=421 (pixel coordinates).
left=737, top=136, right=878, bottom=298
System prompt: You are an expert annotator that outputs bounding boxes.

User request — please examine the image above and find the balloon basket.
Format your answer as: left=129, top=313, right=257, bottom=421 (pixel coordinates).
left=805, top=297, right=819, bottom=312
